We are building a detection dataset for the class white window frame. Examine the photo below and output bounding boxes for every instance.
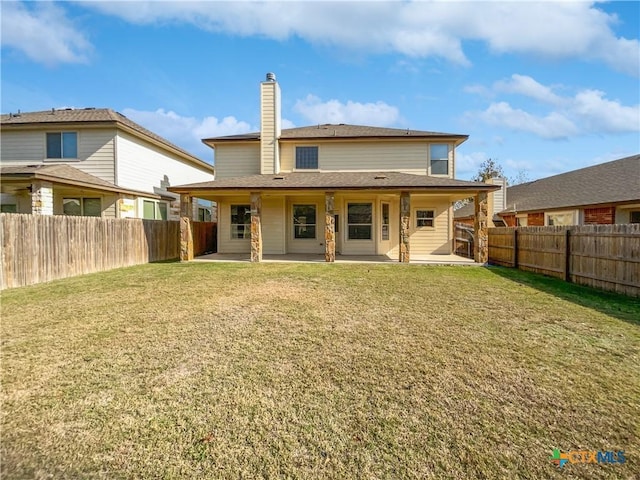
[63,197,102,217]
[142,199,169,220]
[545,210,578,226]
[381,202,390,241]
[230,204,251,239]
[294,146,319,171]
[415,209,436,228]
[45,131,79,161]
[429,144,450,176]
[292,204,318,240]
[347,202,373,241]
[516,214,528,227]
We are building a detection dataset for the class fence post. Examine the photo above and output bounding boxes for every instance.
[564,229,571,282]
[513,228,518,268]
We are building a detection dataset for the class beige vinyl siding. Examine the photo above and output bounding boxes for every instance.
[214,143,261,179]
[260,81,280,175]
[262,196,285,254]
[217,198,251,254]
[280,141,431,174]
[116,131,213,194]
[410,197,451,255]
[0,128,117,183]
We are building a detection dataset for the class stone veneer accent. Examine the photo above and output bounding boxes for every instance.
[250,192,262,262]
[400,191,410,263]
[180,194,193,261]
[324,192,335,262]
[31,181,53,215]
[474,192,488,263]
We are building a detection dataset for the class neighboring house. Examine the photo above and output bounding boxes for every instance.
[169,73,497,262]
[0,108,215,219]
[454,155,640,227]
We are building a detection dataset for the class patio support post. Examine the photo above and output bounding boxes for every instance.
[250,192,262,262]
[180,194,194,261]
[474,192,488,263]
[325,192,336,262]
[31,181,53,215]
[399,191,410,263]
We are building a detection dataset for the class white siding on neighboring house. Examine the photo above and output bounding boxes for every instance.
[0,129,117,183]
[116,131,213,194]
[280,141,432,174]
[214,143,261,179]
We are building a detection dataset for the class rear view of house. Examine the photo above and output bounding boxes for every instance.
[1,108,215,219]
[170,73,497,262]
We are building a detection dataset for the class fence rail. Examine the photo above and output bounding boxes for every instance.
[1,214,181,290]
[488,224,640,297]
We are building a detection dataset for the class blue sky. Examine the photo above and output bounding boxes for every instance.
[2,1,639,182]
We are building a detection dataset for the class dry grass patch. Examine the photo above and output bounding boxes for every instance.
[1,263,639,479]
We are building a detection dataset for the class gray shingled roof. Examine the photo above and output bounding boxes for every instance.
[169,171,497,193]
[501,154,640,213]
[1,108,213,171]
[0,164,159,198]
[453,154,640,218]
[203,124,468,143]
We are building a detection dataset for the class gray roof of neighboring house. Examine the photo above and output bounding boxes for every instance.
[453,154,640,218]
[0,164,160,198]
[501,154,640,213]
[169,171,497,193]
[453,201,476,219]
[203,124,468,143]
[1,108,213,172]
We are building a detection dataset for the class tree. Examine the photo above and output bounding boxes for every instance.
[508,169,531,186]
[471,158,505,182]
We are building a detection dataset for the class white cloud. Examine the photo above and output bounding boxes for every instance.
[477,102,579,139]
[81,1,639,75]
[494,75,565,106]
[1,2,91,65]
[122,108,253,160]
[294,94,400,126]
[466,75,639,138]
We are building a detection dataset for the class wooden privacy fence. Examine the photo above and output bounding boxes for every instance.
[193,221,217,256]
[1,214,180,290]
[488,224,640,297]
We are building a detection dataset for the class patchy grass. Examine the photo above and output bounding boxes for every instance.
[1,263,638,479]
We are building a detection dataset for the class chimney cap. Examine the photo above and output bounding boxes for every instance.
[266,72,276,82]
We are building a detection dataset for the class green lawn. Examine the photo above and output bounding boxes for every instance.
[1,262,638,479]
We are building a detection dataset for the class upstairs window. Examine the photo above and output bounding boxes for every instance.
[430,144,449,175]
[47,132,78,159]
[296,146,319,169]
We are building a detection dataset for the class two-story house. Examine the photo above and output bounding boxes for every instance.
[0,108,215,220]
[169,73,497,262]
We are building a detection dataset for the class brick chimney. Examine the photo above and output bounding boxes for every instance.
[260,72,281,174]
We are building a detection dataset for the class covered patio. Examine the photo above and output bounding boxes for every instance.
[193,252,479,265]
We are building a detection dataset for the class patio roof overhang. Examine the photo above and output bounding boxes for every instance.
[168,172,500,199]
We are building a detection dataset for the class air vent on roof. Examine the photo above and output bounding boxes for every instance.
[266,72,276,82]
[273,175,285,180]
[84,107,96,110]
[374,174,388,180]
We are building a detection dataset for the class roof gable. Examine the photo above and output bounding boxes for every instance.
[1,108,213,172]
